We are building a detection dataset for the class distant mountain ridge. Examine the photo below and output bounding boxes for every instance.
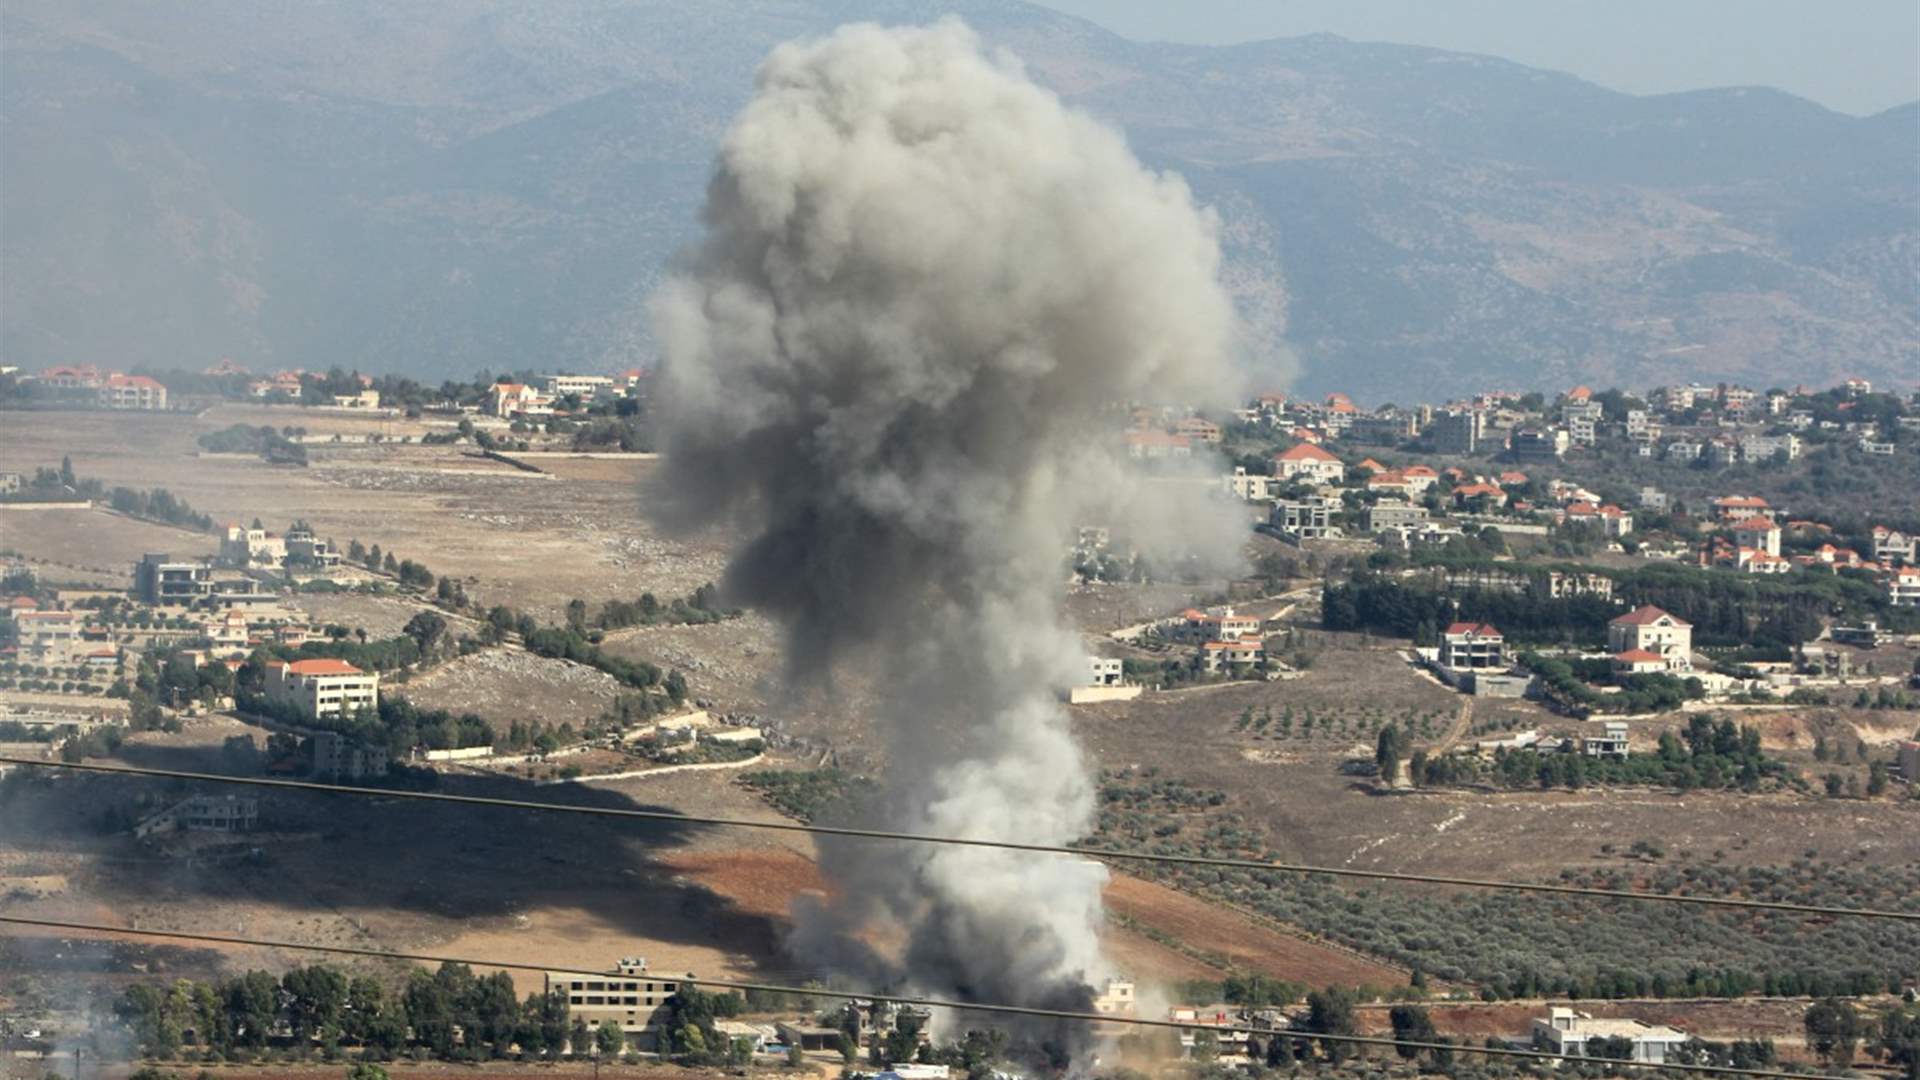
[3,0,1915,399]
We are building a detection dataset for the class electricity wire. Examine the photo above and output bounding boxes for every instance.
[0,914,1826,1080]
[3,756,1913,922]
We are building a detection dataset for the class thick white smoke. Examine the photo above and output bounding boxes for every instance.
[652,18,1238,1020]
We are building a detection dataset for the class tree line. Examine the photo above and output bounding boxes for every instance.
[1324,559,1916,650]
[1412,716,1794,794]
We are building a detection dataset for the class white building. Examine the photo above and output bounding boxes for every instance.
[542,374,616,401]
[11,610,81,664]
[1200,639,1265,673]
[221,522,288,567]
[264,658,379,720]
[1085,656,1124,687]
[1532,1009,1687,1065]
[1607,606,1692,669]
[1272,443,1345,484]
[1582,721,1630,759]
[1739,432,1800,463]
[1439,622,1505,670]
[489,382,553,417]
[1222,467,1279,502]
[1890,568,1920,608]
[1731,516,1781,557]
[98,373,169,410]
[1872,526,1916,565]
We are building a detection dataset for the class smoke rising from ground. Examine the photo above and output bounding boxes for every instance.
[652,18,1238,1018]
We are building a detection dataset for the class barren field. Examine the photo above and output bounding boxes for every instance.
[0,411,727,623]
[296,591,444,640]
[0,506,217,576]
[1072,640,1920,884]
[1349,995,1837,1054]
[399,648,628,733]
[1104,874,1407,989]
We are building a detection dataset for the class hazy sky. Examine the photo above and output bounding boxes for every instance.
[1035,0,1920,117]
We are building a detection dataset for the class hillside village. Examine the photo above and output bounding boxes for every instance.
[4,363,1918,1078]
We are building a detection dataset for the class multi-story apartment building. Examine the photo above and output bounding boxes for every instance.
[1425,409,1483,454]
[545,958,676,1036]
[265,658,379,720]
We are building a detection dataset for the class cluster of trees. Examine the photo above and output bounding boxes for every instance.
[108,486,218,532]
[471,601,690,701]
[740,768,859,822]
[1,456,107,502]
[1325,560,1912,649]
[568,410,654,452]
[1170,975,1307,1009]
[1414,716,1791,794]
[579,583,735,631]
[342,540,436,591]
[1520,653,1704,716]
[196,424,308,465]
[522,625,666,691]
[113,962,638,1063]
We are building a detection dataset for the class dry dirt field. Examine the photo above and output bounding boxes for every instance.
[399,648,629,733]
[0,410,725,623]
[1070,642,1920,887]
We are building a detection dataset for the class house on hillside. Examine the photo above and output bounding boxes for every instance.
[1711,495,1772,522]
[1222,467,1278,502]
[1439,623,1505,670]
[1531,1009,1687,1064]
[1200,639,1265,673]
[1889,568,1920,608]
[1273,443,1345,483]
[1270,497,1340,540]
[1731,516,1781,557]
[1608,606,1692,670]
[488,381,552,417]
[1563,501,1633,537]
[1125,430,1192,460]
[1872,526,1916,565]
[1581,721,1631,759]
[264,658,378,720]
[134,794,258,838]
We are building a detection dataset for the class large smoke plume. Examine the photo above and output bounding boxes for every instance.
[652,18,1239,1020]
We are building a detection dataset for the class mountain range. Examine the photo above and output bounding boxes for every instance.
[4,0,1915,400]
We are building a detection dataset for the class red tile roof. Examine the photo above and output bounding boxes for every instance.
[1731,516,1778,532]
[285,658,364,676]
[1444,622,1501,636]
[1610,605,1690,627]
[1275,443,1339,463]
[1612,649,1665,664]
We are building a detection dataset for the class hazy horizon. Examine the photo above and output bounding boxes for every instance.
[1034,0,1920,117]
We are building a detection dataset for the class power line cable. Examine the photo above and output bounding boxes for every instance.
[3,756,1914,923]
[0,914,1823,1080]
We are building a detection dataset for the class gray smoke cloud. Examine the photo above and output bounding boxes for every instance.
[651,18,1238,1020]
